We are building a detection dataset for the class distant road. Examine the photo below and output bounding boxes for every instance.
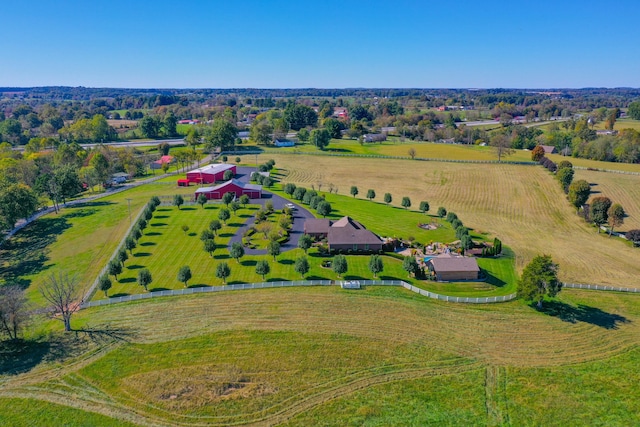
[11,138,186,152]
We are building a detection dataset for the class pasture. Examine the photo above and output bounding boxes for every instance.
[1,287,639,426]
[253,153,640,287]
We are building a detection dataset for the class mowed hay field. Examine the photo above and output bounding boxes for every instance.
[575,169,640,231]
[1,287,639,426]
[257,154,640,287]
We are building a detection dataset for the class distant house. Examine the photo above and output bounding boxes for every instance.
[274,139,295,147]
[426,254,480,281]
[539,145,557,154]
[150,155,174,170]
[178,119,200,125]
[110,172,129,184]
[186,164,236,184]
[238,131,250,139]
[194,179,262,200]
[303,216,383,252]
[363,133,387,143]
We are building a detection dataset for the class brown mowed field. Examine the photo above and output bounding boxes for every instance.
[258,154,640,287]
[575,169,640,231]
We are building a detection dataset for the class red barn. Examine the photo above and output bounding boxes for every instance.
[186,164,236,184]
[194,179,262,200]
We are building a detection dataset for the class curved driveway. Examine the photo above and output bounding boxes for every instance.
[228,167,315,255]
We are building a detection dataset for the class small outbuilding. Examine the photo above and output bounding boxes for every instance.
[186,164,236,184]
[194,179,262,200]
[427,254,480,281]
[538,145,557,154]
[274,139,295,147]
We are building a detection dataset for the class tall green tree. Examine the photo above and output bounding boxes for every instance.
[517,255,561,309]
[221,192,234,206]
[197,193,208,208]
[332,254,348,278]
[218,208,231,224]
[250,120,273,145]
[229,242,245,263]
[350,186,358,198]
[368,255,384,278]
[402,256,419,277]
[556,167,574,193]
[316,201,332,218]
[267,240,281,261]
[137,268,152,291]
[209,219,222,235]
[255,260,270,280]
[205,119,237,151]
[568,180,591,213]
[108,259,123,281]
[177,266,192,287]
[607,203,625,236]
[173,194,184,209]
[384,193,392,205]
[98,275,112,297]
[284,103,318,130]
[0,183,39,231]
[591,196,612,232]
[627,101,640,120]
[294,256,310,278]
[216,262,231,284]
[419,201,430,214]
[366,189,376,201]
[139,116,162,139]
[310,128,331,150]
[298,234,313,254]
[203,239,216,257]
[401,197,411,209]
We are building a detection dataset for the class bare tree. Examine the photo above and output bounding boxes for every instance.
[489,133,514,162]
[40,273,81,332]
[0,285,30,340]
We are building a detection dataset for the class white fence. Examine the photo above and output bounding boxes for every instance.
[80,279,518,309]
[562,282,640,293]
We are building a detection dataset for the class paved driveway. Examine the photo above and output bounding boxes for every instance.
[228,167,315,255]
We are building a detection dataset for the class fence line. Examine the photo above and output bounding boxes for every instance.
[562,282,640,293]
[80,279,519,309]
[573,166,640,176]
[82,205,147,303]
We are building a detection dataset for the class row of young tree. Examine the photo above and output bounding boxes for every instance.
[539,157,633,239]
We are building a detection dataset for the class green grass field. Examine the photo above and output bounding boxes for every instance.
[3,144,640,425]
[1,287,639,426]
[253,153,640,288]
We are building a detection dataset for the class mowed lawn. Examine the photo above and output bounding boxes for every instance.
[263,138,534,162]
[2,287,639,426]
[97,202,433,300]
[0,179,202,305]
[256,153,640,287]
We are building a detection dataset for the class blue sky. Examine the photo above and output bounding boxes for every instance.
[1,0,638,88]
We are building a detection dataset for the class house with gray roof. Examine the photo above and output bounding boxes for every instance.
[426,254,480,281]
[303,216,383,252]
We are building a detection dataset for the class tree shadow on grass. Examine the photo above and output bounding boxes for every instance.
[139,242,156,246]
[110,293,130,298]
[344,274,367,280]
[70,201,115,208]
[181,207,196,211]
[482,271,507,287]
[74,324,138,344]
[535,301,631,329]
[145,232,162,236]
[61,208,98,219]
[126,264,144,270]
[153,215,170,219]
[148,287,170,292]
[188,284,210,289]
[0,216,71,289]
[305,275,330,281]
[156,208,171,212]
[118,278,136,284]
[218,233,235,238]
[133,252,152,257]
[0,331,105,376]
[150,222,167,227]
[188,232,197,237]
[241,259,257,267]
[279,259,294,265]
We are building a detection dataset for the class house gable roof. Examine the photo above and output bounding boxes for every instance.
[190,163,235,175]
[194,179,261,194]
[305,219,331,234]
